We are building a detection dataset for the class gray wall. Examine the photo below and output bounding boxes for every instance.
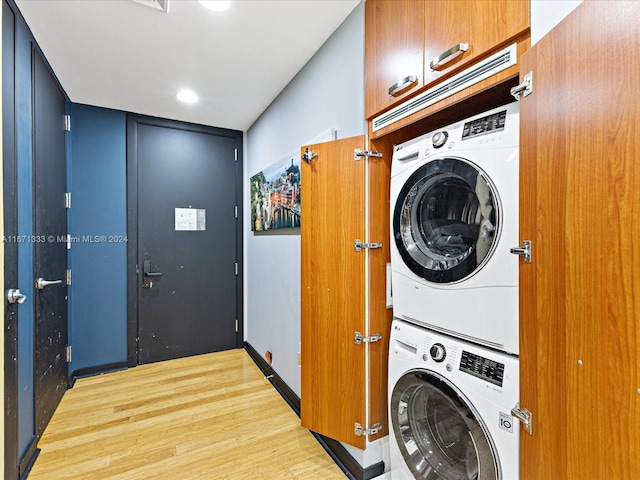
[245,3,365,397]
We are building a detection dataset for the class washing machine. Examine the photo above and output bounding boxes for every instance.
[390,102,519,355]
[388,319,519,479]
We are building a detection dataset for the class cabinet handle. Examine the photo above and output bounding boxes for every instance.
[388,75,418,96]
[429,43,469,70]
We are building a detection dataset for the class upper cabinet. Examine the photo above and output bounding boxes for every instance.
[423,1,529,86]
[365,0,530,121]
[365,0,425,119]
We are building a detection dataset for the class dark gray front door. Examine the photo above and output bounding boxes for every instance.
[127,117,242,364]
[32,48,68,438]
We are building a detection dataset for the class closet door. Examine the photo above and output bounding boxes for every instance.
[518,2,640,478]
[300,136,367,448]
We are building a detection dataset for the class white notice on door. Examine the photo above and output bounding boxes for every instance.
[175,208,206,231]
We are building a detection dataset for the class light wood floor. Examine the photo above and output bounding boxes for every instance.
[27,349,347,479]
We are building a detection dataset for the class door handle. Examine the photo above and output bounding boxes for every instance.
[429,43,469,70]
[143,260,162,277]
[35,278,63,290]
[6,289,27,304]
[388,75,418,96]
[142,260,162,289]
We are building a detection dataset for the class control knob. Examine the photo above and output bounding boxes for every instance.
[430,343,446,363]
[432,131,448,148]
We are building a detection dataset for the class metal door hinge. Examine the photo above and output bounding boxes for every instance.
[64,114,71,131]
[235,263,238,276]
[510,240,532,263]
[511,71,532,101]
[354,332,382,344]
[511,403,532,434]
[354,239,382,252]
[66,345,72,362]
[302,147,317,164]
[65,192,71,208]
[66,269,72,286]
[235,205,238,219]
[234,148,238,162]
[235,319,239,333]
[66,234,72,250]
[355,422,382,437]
[354,149,383,161]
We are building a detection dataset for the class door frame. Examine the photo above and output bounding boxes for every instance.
[3,0,19,475]
[125,114,244,366]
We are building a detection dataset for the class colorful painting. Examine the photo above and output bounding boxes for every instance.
[250,154,301,231]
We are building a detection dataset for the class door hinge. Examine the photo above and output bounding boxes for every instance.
[234,148,238,162]
[66,269,72,286]
[510,240,532,263]
[64,114,71,132]
[511,403,532,434]
[510,71,532,101]
[302,147,317,164]
[354,149,383,161]
[235,205,238,219]
[65,192,71,208]
[354,332,382,345]
[235,319,238,333]
[355,422,382,437]
[235,262,238,276]
[66,345,72,362]
[66,234,72,250]
[354,239,382,252]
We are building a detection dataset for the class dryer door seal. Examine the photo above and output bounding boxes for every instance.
[390,369,499,479]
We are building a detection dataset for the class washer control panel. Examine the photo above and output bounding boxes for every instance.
[459,350,505,387]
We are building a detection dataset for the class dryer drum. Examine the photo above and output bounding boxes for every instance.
[393,157,501,284]
[390,370,499,480]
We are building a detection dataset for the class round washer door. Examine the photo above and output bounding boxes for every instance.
[393,157,500,284]
[390,370,499,480]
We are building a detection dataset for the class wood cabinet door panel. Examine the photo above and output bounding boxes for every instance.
[365,0,424,119]
[519,2,640,478]
[424,0,529,86]
[301,136,367,449]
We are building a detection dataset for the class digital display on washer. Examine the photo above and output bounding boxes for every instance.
[459,350,505,387]
[461,110,507,140]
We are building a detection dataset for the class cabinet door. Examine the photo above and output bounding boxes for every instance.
[365,0,424,119]
[300,136,367,449]
[518,2,640,478]
[424,0,528,86]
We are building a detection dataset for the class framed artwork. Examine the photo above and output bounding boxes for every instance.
[250,153,301,231]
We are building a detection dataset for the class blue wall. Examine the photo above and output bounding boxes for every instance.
[68,104,128,373]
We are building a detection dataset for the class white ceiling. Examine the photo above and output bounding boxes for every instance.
[15,0,361,132]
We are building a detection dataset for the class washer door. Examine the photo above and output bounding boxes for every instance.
[393,157,499,284]
[390,370,498,480]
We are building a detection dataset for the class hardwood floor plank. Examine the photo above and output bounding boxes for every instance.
[27,349,346,479]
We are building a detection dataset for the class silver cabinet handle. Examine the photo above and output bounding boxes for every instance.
[7,289,27,304]
[35,278,63,290]
[388,75,418,96]
[429,43,469,70]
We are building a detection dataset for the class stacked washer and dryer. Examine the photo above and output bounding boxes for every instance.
[387,102,521,479]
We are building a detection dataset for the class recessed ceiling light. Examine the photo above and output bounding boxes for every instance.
[176,90,198,103]
[198,1,231,12]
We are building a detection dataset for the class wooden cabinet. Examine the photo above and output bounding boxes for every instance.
[365,0,425,119]
[365,0,529,122]
[300,136,392,450]
[423,0,528,86]
[517,1,640,478]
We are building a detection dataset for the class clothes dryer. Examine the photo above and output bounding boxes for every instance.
[390,103,519,354]
[388,319,519,479]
